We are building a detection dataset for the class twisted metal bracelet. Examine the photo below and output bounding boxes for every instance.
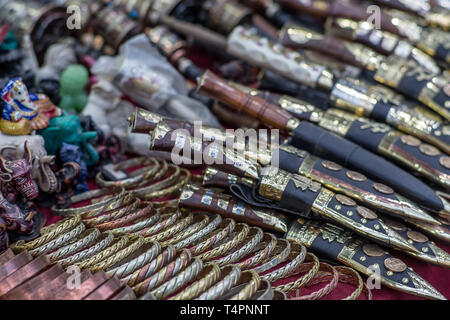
[195,265,241,300]
[145,213,193,242]
[151,257,204,299]
[89,235,146,272]
[74,235,130,270]
[138,168,191,201]
[29,223,86,257]
[289,262,339,300]
[80,192,135,219]
[198,223,249,262]
[261,243,307,283]
[138,210,181,237]
[173,214,222,250]
[57,232,114,267]
[106,240,161,279]
[130,164,181,197]
[133,248,192,296]
[51,187,126,217]
[95,157,159,188]
[11,214,82,252]
[214,227,263,266]
[109,211,161,237]
[96,202,154,231]
[229,271,261,300]
[169,263,221,300]
[273,252,320,293]
[47,228,101,262]
[82,198,141,227]
[122,245,177,286]
[236,233,277,270]
[189,218,235,255]
[251,238,291,274]
[162,214,210,247]
[335,266,372,300]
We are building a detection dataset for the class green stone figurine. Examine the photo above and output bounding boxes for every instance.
[38,114,99,166]
[59,64,89,113]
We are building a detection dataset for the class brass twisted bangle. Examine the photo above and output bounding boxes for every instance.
[173,214,222,250]
[335,266,372,300]
[82,198,141,227]
[273,252,320,293]
[11,214,82,252]
[56,232,114,267]
[251,239,291,274]
[249,280,273,300]
[133,248,192,296]
[236,233,277,270]
[197,223,249,262]
[145,213,193,242]
[29,223,86,257]
[81,192,135,219]
[195,265,241,300]
[189,218,235,255]
[169,263,221,300]
[162,214,210,247]
[96,202,154,231]
[151,257,204,300]
[233,271,261,300]
[121,245,177,286]
[51,187,126,217]
[130,164,180,197]
[289,262,339,300]
[89,235,146,272]
[106,240,161,279]
[109,212,160,237]
[152,198,179,210]
[47,228,101,262]
[214,227,264,266]
[261,243,307,283]
[74,235,130,270]
[139,210,181,237]
[95,157,159,188]
[138,168,191,200]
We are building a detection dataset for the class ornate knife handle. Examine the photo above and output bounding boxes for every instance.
[197,70,295,131]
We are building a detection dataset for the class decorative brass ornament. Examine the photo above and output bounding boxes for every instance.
[407,230,429,243]
[419,144,440,156]
[384,257,407,273]
[400,135,421,147]
[362,244,385,257]
[335,194,357,207]
[439,156,450,169]
[321,160,342,171]
[373,183,394,195]
[346,171,367,182]
[356,206,378,220]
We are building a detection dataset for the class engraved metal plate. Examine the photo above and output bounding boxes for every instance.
[321,160,342,171]
[407,230,429,243]
[362,244,385,257]
[400,135,421,147]
[419,144,440,156]
[373,183,394,195]
[335,194,357,207]
[384,257,407,273]
[356,206,378,220]
[346,171,367,182]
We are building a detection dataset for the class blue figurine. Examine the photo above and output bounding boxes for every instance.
[59,143,89,194]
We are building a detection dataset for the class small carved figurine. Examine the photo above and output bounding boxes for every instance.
[0,78,62,135]
[59,64,89,113]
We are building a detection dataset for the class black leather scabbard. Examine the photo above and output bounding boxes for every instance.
[382,217,450,268]
[178,185,289,233]
[289,120,446,212]
[374,56,450,121]
[275,144,439,225]
[286,218,446,300]
[318,109,450,190]
[231,166,417,252]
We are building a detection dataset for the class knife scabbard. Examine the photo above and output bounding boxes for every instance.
[286,218,446,300]
[179,185,289,233]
